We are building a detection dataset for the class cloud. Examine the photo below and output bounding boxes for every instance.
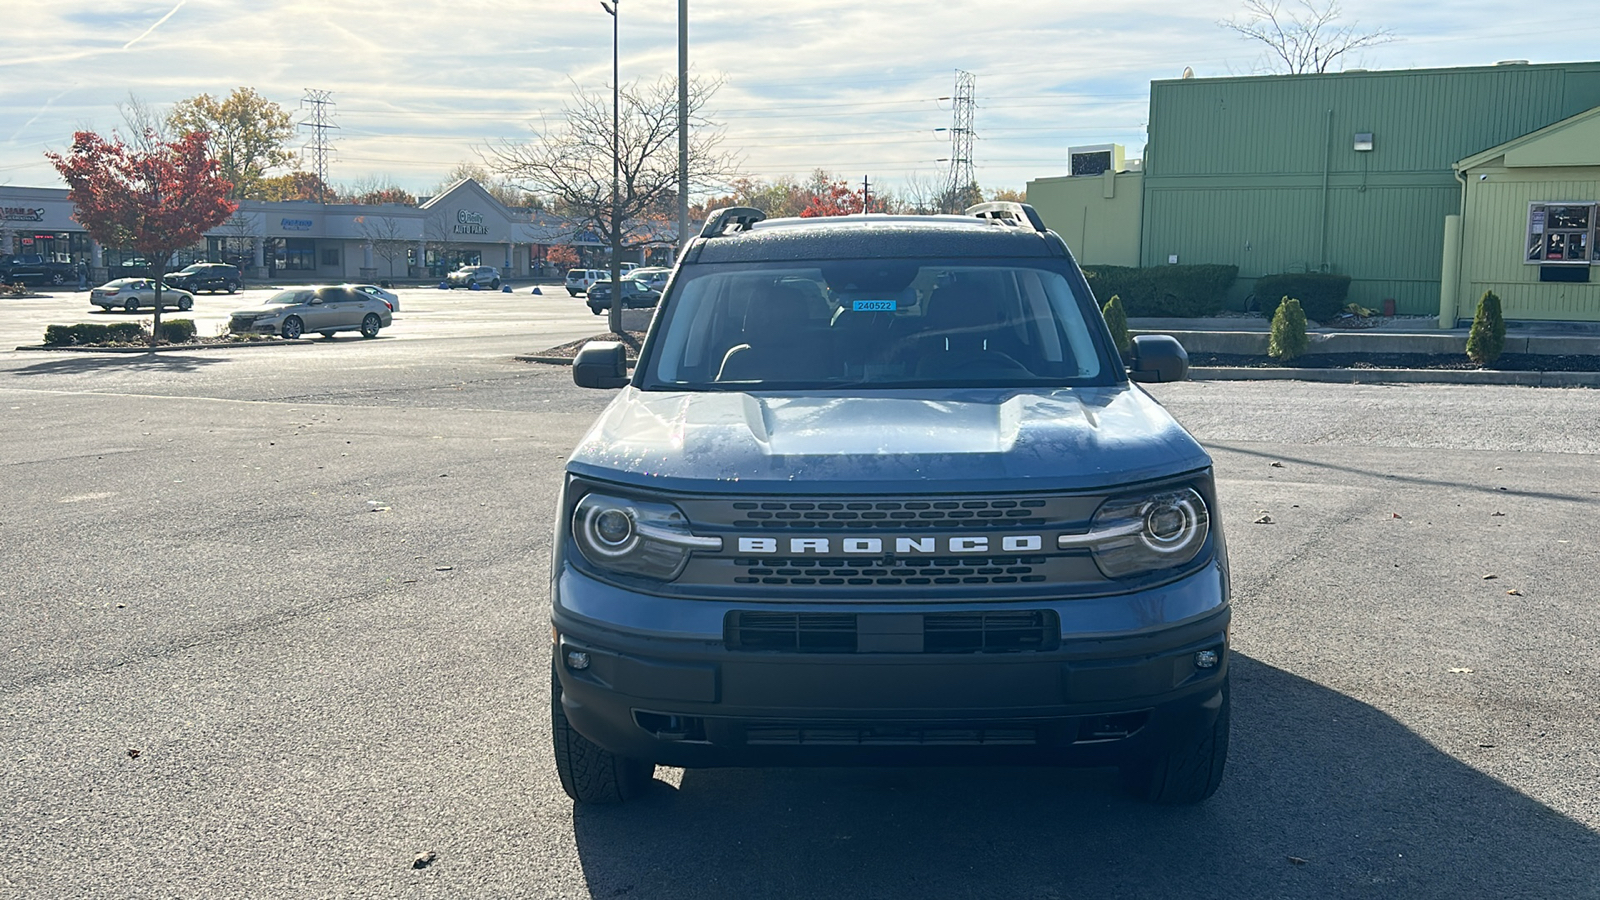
[2,0,1598,193]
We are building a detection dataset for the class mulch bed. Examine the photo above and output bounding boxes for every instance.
[1190,352,1600,372]
[534,331,647,361]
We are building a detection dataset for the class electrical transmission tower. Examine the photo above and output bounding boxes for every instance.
[943,70,975,212]
[299,89,338,203]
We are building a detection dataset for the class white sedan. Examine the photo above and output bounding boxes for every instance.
[346,284,400,312]
[90,278,195,312]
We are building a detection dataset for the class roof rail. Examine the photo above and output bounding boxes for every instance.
[699,206,767,238]
[965,201,1047,233]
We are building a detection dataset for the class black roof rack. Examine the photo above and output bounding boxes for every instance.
[965,201,1048,233]
[700,206,767,238]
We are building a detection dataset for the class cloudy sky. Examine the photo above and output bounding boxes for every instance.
[4,0,1599,199]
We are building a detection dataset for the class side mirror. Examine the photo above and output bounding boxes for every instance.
[573,341,631,389]
[1128,334,1189,383]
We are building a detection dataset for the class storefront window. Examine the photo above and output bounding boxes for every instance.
[283,238,316,271]
[1526,202,1597,265]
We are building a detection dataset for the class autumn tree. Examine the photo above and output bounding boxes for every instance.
[255,171,333,202]
[168,87,296,199]
[799,176,889,217]
[48,130,236,345]
[546,244,580,272]
[487,74,737,332]
[1222,0,1393,74]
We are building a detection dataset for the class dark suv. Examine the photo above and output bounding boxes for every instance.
[164,262,242,294]
[552,204,1227,806]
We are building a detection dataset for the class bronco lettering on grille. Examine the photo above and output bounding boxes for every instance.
[736,535,1047,555]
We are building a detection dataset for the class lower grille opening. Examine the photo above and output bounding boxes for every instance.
[1074,711,1150,743]
[634,711,706,742]
[727,610,1059,654]
[745,723,1041,746]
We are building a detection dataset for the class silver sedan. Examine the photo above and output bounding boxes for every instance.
[90,278,195,312]
[229,286,393,340]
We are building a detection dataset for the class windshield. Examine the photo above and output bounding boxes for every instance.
[640,260,1112,390]
[265,290,313,305]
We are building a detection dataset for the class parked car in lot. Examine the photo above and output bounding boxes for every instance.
[164,262,242,294]
[565,268,606,296]
[585,275,661,315]
[90,278,194,312]
[552,203,1225,807]
[447,265,501,290]
[348,284,400,312]
[628,266,671,294]
[1,254,77,287]
[229,286,392,339]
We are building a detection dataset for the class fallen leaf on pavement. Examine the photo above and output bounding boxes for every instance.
[1490,511,1505,517]
[1506,589,1523,596]
[1482,574,1498,580]
[1288,856,1307,865]
[1390,512,1402,519]
[1253,514,1273,524]
[1448,667,1473,674]
[412,851,437,870]
[1270,462,1284,468]
[126,748,141,759]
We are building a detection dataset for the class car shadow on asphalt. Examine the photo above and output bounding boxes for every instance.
[569,654,1600,899]
[8,353,226,376]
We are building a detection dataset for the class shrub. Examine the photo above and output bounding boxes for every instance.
[1465,290,1506,366]
[1268,297,1309,362]
[160,319,197,344]
[1255,273,1352,322]
[1081,264,1238,318]
[41,322,147,345]
[1101,294,1131,354]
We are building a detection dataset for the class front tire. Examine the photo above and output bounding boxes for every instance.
[1120,679,1230,805]
[551,660,653,803]
[281,316,303,340]
[50,271,66,286]
[360,313,381,339]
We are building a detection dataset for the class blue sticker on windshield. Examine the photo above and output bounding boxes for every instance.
[852,300,896,311]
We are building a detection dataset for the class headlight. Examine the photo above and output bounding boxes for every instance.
[572,492,721,581]
[1058,487,1210,579]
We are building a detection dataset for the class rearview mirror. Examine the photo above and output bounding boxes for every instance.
[573,341,631,389]
[1128,334,1189,383]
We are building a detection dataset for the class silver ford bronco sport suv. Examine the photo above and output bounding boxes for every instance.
[552,203,1229,805]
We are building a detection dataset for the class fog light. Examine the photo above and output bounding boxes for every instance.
[566,650,591,671]
[1194,649,1219,669]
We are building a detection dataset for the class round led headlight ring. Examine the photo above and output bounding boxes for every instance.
[576,497,640,559]
[1139,492,1205,555]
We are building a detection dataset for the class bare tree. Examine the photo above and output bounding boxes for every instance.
[1221,0,1393,74]
[357,215,412,279]
[115,93,168,153]
[218,211,256,270]
[486,74,738,332]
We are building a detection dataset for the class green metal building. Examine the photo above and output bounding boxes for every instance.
[1031,61,1600,322]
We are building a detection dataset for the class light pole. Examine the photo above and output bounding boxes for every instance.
[601,0,622,335]
[677,0,688,261]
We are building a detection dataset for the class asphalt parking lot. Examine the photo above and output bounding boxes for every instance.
[1,295,1596,898]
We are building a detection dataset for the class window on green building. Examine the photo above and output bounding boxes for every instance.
[1526,202,1597,265]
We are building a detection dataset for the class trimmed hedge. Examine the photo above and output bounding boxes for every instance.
[1080,264,1238,318]
[1255,273,1352,323]
[43,323,146,346]
[160,319,197,344]
[1100,295,1132,354]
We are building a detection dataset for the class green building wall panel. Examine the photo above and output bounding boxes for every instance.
[1026,173,1142,267]
[1138,62,1600,319]
[1457,167,1600,321]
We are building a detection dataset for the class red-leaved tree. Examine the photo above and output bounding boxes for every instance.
[48,130,236,344]
[799,178,889,218]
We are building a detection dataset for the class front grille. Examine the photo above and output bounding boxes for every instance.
[726,610,1059,654]
[729,498,1050,531]
[744,723,1040,746]
[731,555,1048,587]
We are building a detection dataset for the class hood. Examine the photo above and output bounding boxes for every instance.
[567,386,1210,494]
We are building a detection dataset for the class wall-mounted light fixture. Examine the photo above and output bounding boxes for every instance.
[1354,132,1374,152]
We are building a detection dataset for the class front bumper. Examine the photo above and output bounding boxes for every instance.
[552,562,1229,768]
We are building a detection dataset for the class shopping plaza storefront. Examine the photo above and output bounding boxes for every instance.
[1,178,672,282]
